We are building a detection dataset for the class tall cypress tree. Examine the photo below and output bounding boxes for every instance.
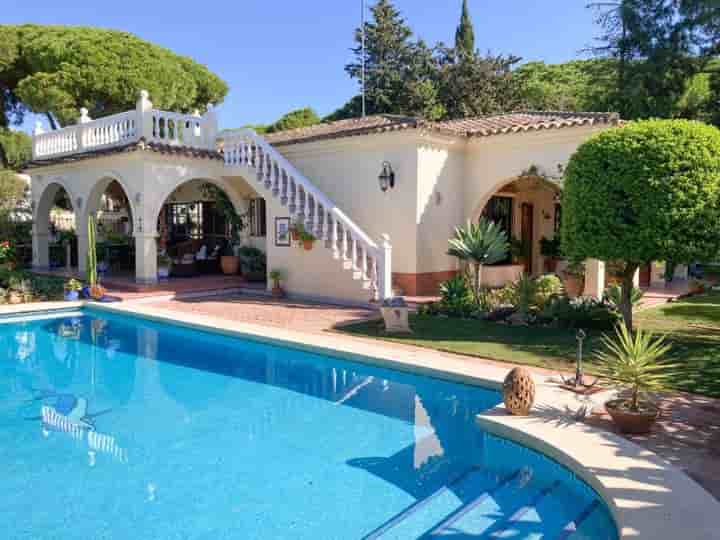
[455,0,476,56]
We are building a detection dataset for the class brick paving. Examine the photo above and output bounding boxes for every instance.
[138,293,720,501]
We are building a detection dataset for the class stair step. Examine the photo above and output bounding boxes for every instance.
[482,480,563,539]
[420,470,544,538]
[558,499,602,540]
[362,467,499,540]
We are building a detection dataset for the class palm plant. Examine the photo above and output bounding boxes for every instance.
[447,218,508,304]
[595,324,677,412]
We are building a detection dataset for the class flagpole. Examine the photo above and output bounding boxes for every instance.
[361,0,366,117]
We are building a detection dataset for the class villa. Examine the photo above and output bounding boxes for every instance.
[25,90,644,305]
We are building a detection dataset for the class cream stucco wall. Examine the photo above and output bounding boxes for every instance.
[275,133,419,274]
[416,137,465,274]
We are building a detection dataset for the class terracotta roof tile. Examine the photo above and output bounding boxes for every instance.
[23,138,223,170]
[262,111,620,146]
[263,115,421,146]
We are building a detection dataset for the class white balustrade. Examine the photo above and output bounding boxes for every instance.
[32,91,218,160]
[222,128,393,299]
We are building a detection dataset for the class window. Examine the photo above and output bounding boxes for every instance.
[482,196,514,264]
[482,196,513,236]
[249,198,267,237]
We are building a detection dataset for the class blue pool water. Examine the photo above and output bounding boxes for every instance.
[0,308,618,540]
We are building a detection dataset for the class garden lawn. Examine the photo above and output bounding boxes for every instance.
[340,291,720,398]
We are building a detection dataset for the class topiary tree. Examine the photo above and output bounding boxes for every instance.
[562,119,720,330]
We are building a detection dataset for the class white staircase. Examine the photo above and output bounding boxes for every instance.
[222,129,392,302]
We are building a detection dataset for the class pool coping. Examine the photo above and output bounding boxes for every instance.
[11,300,720,539]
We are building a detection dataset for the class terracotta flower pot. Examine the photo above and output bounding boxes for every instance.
[90,285,106,300]
[220,255,240,275]
[272,285,284,298]
[302,239,314,251]
[605,398,659,434]
[562,272,584,298]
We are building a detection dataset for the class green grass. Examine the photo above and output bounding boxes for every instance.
[340,291,720,398]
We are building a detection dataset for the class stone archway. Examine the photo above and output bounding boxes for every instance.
[470,174,562,283]
[33,181,79,270]
[85,174,138,277]
[134,176,250,284]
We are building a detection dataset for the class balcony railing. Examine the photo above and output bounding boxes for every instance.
[31,90,218,160]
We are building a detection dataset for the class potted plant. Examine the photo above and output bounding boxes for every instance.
[299,229,316,251]
[157,252,172,280]
[238,246,267,282]
[269,269,284,298]
[220,242,240,275]
[596,324,677,434]
[539,236,561,273]
[562,258,585,298]
[290,221,302,242]
[64,278,82,301]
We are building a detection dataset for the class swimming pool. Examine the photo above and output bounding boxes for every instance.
[0,308,618,539]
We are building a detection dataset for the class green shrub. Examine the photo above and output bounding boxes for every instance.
[534,274,563,309]
[238,246,267,281]
[542,296,621,330]
[439,275,475,317]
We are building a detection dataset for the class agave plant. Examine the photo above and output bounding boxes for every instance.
[595,324,677,412]
[447,218,508,304]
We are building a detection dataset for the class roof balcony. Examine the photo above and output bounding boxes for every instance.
[31,90,219,161]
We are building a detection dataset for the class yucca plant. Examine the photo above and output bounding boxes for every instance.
[447,218,508,304]
[596,324,677,412]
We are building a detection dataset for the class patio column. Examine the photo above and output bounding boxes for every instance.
[76,232,88,274]
[32,231,49,269]
[583,259,605,299]
[134,232,157,284]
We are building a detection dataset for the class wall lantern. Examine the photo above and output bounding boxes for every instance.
[378,161,395,192]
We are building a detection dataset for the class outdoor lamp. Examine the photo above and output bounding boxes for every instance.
[378,161,395,192]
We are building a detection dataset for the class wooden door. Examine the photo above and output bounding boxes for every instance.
[521,203,534,274]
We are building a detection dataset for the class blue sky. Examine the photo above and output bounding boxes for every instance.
[7,1,598,131]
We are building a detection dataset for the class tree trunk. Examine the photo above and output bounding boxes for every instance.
[45,112,59,131]
[620,262,639,332]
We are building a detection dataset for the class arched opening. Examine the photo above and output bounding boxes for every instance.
[472,175,562,286]
[151,177,266,281]
[34,182,78,271]
[85,177,136,278]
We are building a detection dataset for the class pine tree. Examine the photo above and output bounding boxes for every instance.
[346,0,413,115]
[455,0,475,56]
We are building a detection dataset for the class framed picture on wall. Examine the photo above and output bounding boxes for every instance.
[275,217,291,247]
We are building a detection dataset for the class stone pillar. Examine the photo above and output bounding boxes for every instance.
[377,234,393,300]
[134,232,158,285]
[76,233,88,274]
[136,90,154,141]
[32,231,50,269]
[650,261,666,287]
[583,259,605,299]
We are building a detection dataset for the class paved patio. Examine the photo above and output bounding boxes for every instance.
[140,292,720,501]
